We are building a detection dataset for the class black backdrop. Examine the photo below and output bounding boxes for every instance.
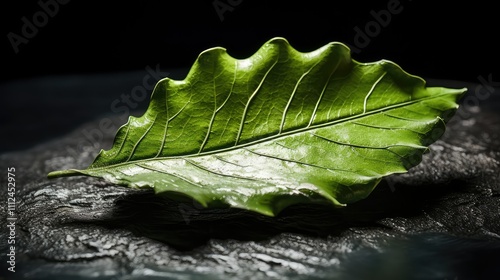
[2,0,498,83]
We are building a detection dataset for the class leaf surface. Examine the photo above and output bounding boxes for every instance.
[48,37,465,216]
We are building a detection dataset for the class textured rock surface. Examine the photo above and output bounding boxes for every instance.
[1,76,499,279]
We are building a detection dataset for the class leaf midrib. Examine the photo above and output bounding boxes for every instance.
[85,91,456,172]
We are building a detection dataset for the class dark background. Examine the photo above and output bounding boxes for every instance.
[1,0,498,152]
[2,0,498,82]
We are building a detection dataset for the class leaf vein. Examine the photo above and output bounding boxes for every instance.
[136,162,206,189]
[312,133,426,151]
[308,57,341,127]
[184,158,258,181]
[235,56,279,145]
[244,148,363,176]
[351,121,426,135]
[363,72,387,114]
[280,60,321,133]
[127,114,158,162]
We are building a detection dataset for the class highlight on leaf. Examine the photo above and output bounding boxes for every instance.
[48,37,466,216]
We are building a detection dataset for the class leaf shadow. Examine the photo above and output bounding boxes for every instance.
[90,178,464,251]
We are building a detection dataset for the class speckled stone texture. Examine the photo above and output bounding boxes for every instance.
[1,76,499,279]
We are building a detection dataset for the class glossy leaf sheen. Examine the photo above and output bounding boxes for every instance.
[48,37,465,216]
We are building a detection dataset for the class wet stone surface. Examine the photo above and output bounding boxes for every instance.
[1,79,500,279]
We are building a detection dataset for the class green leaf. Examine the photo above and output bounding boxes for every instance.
[48,37,465,216]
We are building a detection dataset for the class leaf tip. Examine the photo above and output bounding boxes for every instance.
[456,87,468,96]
